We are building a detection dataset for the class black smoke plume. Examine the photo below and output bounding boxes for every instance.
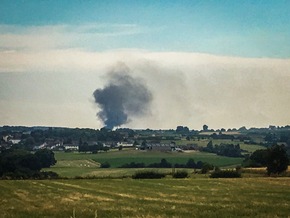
[93,68,152,129]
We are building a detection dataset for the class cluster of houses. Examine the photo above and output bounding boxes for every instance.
[1,129,199,153]
[1,134,23,150]
[144,143,177,152]
[117,142,183,152]
[33,142,80,152]
[2,135,21,145]
[1,134,192,153]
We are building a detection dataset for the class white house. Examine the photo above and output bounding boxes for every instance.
[64,145,79,151]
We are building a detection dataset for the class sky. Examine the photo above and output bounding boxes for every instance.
[0,0,290,130]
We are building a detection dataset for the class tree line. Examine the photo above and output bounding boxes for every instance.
[243,144,289,175]
[202,141,243,157]
[0,149,57,179]
[116,158,214,172]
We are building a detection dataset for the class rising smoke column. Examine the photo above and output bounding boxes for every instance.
[93,68,152,129]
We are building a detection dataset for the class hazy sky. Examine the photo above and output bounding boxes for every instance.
[1,0,290,130]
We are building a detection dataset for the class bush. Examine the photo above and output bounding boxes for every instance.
[147,158,172,168]
[201,162,214,174]
[34,149,57,168]
[0,171,59,180]
[172,170,188,178]
[235,165,242,173]
[119,162,145,168]
[266,145,289,175]
[210,170,241,178]
[100,162,111,168]
[132,171,166,179]
[174,163,186,168]
[38,171,59,179]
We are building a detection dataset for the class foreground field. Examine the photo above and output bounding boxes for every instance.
[0,178,289,218]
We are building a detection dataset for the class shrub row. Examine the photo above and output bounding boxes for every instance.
[210,170,241,178]
[172,170,189,178]
[119,158,207,169]
[1,171,59,180]
[132,170,189,179]
[132,171,166,179]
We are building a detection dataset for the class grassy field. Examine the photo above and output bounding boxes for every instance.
[47,141,266,178]
[178,138,266,153]
[50,150,244,178]
[1,178,290,217]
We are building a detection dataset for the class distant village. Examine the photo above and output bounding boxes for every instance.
[1,125,290,155]
[0,126,193,153]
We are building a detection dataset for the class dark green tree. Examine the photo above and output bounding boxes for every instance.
[176,126,190,134]
[34,149,57,168]
[206,140,213,150]
[19,153,42,171]
[203,125,208,131]
[186,158,196,168]
[250,149,268,167]
[100,162,111,168]
[266,145,289,175]
[0,149,42,177]
[201,162,213,174]
[160,158,172,168]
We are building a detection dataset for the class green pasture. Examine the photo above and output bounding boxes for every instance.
[170,138,265,155]
[49,150,244,177]
[175,138,265,153]
[210,139,265,152]
[1,178,290,217]
[239,143,265,153]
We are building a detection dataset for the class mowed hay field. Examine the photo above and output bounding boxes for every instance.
[1,178,290,218]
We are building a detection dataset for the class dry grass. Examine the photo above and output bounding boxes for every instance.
[0,177,290,217]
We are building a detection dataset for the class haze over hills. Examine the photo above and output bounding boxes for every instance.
[1,1,290,130]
